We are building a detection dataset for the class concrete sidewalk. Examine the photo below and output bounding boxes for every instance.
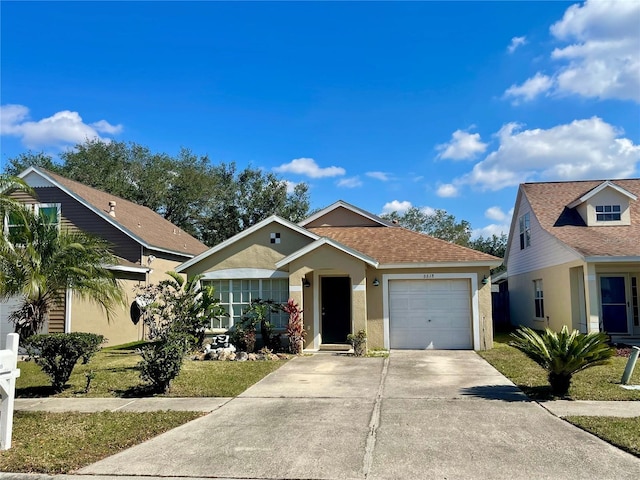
[14,397,232,412]
[541,399,640,417]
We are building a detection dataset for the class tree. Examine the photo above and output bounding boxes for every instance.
[382,207,472,245]
[468,233,507,258]
[2,152,63,176]
[510,326,613,397]
[0,209,126,338]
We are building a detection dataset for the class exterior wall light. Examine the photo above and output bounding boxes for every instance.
[302,278,311,288]
[372,278,380,287]
[482,275,489,285]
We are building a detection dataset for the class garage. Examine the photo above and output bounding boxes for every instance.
[389,279,472,349]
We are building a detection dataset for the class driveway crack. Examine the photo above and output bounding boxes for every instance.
[362,355,389,478]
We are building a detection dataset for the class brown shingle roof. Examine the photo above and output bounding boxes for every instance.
[38,168,208,257]
[307,226,500,264]
[522,179,640,257]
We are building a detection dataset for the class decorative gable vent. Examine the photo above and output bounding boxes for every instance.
[270,232,281,244]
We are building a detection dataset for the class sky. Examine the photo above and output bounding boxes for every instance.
[1,1,639,238]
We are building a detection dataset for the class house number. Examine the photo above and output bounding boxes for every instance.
[423,274,435,279]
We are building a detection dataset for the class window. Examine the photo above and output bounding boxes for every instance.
[204,278,289,329]
[519,212,531,250]
[534,279,544,319]
[4,203,60,242]
[595,205,621,221]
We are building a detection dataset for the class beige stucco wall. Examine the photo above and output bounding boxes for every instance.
[70,273,145,346]
[182,225,313,276]
[508,261,582,332]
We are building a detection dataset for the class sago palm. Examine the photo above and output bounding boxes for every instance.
[0,208,126,339]
[510,326,613,397]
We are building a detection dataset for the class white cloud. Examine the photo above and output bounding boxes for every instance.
[436,129,488,160]
[273,157,346,178]
[336,176,362,188]
[485,206,513,222]
[366,171,390,181]
[0,104,123,149]
[507,36,527,54]
[420,205,436,216]
[504,73,553,104]
[472,223,511,240]
[436,183,459,198]
[381,200,412,215]
[458,117,640,191]
[505,0,640,103]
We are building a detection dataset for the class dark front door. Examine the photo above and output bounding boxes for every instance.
[600,276,628,334]
[321,277,351,343]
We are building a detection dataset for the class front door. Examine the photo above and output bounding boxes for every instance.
[321,277,351,344]
[600,276,629,334]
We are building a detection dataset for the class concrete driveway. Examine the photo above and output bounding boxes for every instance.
[80,351,640,479]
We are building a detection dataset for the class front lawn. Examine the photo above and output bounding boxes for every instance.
[566,416,640,458]
[479,333,640,400]
[0,411,203,474]
[17,342,287,398]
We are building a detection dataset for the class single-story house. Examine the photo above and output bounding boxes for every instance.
[1,167,208,347]
[177,201,501,350]
[504,179,640,343]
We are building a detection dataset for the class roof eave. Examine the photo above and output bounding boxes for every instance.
[378,260,503,269]
[584,256,640,263]
[298,200,394,227]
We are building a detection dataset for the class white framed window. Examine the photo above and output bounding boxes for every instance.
[204,278,289,329]
[595,205,621,221]
[534,279,544,319]
[519,212,531,250]
[4,203,60,240]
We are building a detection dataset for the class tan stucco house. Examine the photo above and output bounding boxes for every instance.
[505,179,640,344]
[177,201,500,351]
[0,167,208,347]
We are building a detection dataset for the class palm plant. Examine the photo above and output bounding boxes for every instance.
[510,326,613,397]
[0,208,126,339]
[0,174,33,213]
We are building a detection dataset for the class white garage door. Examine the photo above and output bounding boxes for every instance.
[389,279,472,349]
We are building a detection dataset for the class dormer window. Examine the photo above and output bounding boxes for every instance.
[595,205,621,222]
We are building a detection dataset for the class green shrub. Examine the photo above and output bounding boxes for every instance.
[138,334,188,393]
[23,332,105,392]
[510,326,613,397]
[347,329,367,357]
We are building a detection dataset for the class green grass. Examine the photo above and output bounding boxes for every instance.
[566,416,640,458]
[17,344,287,398]
[479,332,640,400]
[0,411,203,474]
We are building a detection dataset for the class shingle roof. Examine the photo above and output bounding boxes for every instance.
[522,179,640,257]
[36,168,208,257]
[306,226,500,264]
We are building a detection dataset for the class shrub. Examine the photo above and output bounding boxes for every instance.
[138,333,188,393]
[347,329,367,357]
[23,332,105,392]
[283,299,305,354]
[510,326,613,397]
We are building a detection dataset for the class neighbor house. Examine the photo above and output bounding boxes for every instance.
[0,167,208,347]
[176,201,501,351]
[504,179,640,343]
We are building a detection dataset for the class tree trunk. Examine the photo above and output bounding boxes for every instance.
[548,372,572,397]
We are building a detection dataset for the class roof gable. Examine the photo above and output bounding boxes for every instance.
[176,215,319,272]
[299,200,394,228]
[275,237,379,269]
[567,180,637,208]
[19,166,208,258]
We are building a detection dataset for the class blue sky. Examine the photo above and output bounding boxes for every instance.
[1,1,639,237]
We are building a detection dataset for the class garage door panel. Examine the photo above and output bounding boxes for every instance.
[389,279,472,350]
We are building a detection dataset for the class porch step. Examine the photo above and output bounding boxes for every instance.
[318,343,353,353]
[610,336,640,347]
